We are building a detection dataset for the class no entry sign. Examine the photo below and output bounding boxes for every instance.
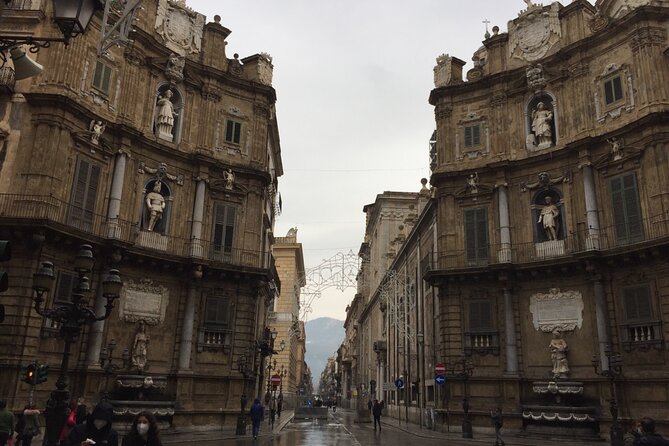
[271,374,281,385]
[435,363,446,374]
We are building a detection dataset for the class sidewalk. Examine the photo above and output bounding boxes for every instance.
[162,409,294,443]
[335,409,601,446]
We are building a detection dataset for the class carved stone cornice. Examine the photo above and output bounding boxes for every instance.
[434,104,453,120]
[124,47,147,67]
[630,26,666,53]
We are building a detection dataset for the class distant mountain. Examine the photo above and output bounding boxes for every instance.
[305,317,345,388]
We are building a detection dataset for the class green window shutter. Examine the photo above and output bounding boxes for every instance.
[212,203,236,254]
[612,76,623,102]
[464,127,472,147]
[469,301,491,332]
[472,125,480,146]
[604,79,614,105]
[55,272,77,303]
[206,296,231,326]
[610,173,643,244]
[69,158,100,229]
[225,120,242,144]
[465,208,488,265]
[233,122,241,144]
[93,61,111,94]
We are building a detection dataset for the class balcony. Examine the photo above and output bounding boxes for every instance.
[620,320,664,352]
[0,193,270,270]
[430,214,669,271]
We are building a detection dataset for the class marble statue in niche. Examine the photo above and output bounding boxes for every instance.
[537,196,560,241]
[145,181,166,232]
[532,102,554,147]
[89,120,106,145]
[132,320,150,372]
[467,173,479,194]
[549,329,569,379]
[223,168,235,190]
[156,89,178,140]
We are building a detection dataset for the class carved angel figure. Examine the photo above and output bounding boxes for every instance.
[89,120,106,145]
[467,173,479,194]
[223,168,235,190]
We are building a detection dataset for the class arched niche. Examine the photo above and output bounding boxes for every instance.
[532,187,566,242]
[153,83,184,143]
[140,178,173,234]
[525,92,558,152]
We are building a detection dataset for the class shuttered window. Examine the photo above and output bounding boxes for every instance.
[604,76,623,105]
[212,203,236,258]
[205,296,231,327]
[610,173,643,244]
[68,158,101,231]
[464,208,488,266]
[225,120,242,144]
[92,60,112,95]
[469,300,492,332]
[54,272,77,303]
[623,286,653,322]
[464,125,480,148]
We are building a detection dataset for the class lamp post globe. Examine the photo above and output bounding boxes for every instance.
[53,0,100,42]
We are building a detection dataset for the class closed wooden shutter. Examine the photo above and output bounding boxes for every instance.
[465,208,488,265]
[469,301,492,332]
[610,173,643,244]
[205,296,230,327]
[69,158,101,231]
[54,272,77,303]
[212,203,236,256]
[464,125,480,148]
[623,286,653,322]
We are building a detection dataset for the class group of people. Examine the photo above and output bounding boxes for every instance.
[626,417,669,446]
[0,399,163,446]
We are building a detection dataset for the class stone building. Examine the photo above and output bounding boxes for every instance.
[269,228,306,405]
[0,0,283,427]
[427,0,669,437]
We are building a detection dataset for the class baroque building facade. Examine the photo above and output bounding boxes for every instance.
[427,0,669,436]
[0,0,283,427]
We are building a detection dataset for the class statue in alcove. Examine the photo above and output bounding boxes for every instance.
[537,196,560,241]
[156,89,177,139]
[531,102,553,147]
[145,181,166,232]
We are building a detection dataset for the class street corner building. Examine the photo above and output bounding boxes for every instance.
[0,0,284,428]
[343,0,669,441]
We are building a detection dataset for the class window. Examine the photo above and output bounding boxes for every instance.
[465,300,499,354]
[621,285,662,349]
[198,294,233,352]
[464,208,488,266]
[92,60,112,95]
[54,272,77,303]
[464,124,480,148]
[225,120,242,144]
[610,173,643,245]
[604,76,623,105]
[68,158,101,232]
[205,296,231,328]
[211,203,236,261]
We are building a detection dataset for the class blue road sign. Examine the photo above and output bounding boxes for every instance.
[435,374,446,385]
[395,378,405,389]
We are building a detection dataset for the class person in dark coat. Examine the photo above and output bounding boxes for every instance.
[62,401,118,446]
[249,399,264,440]
[632,417,669,446]
[75,398,88,426]
[122,412,162,446]
[372,399,383,431]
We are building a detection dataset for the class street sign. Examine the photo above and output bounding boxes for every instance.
[435,363,446,373]
[435,374,446,385]
[394,378,405,389]
[271,374,281,385]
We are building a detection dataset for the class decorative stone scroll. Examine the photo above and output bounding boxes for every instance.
[155,0,205,56]
[529,288,584,332]
[119,278,170,325]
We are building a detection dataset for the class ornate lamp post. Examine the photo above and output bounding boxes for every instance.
[592,348,624,446]
[98,339,129,400]
[447,352,474,438]
[31,244,122,446]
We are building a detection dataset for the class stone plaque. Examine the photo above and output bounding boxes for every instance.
[529,288,583,332]
[120,278,169,325]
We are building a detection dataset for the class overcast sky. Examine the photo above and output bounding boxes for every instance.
[187,0,587,321]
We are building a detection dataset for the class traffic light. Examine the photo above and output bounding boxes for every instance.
[23,363,37,386]
[0,240,10,323]
[36,364,49,384]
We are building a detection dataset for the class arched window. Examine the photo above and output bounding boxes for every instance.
[140,179,173,234]
[154,84,184,143]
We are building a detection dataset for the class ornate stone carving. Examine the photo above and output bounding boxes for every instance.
[589,10,609,33]
[155,0,205,56]
[155,89,177,141]
[257,53,274,86]
[119,278,170,326]
[526,64,546,91]
[89,120,106,145]
[520,171,569,192]
[466,173,479,194]
[509,3,561,62]
[223,168,234,190]
[165,53,185,83]
[529,288,584,333]
[630,26,667,53]
[433,54,453,88]
[138,161,184,186]
[549,329,569,379]
[132,320,150,372]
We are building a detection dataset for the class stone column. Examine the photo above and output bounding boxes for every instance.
[85,281,106,367]
[503,288,519,374]
[106,151,127,239]
[178,283,198,371]
[189,179,206,257]
[497,184,512,263]
[593,278,610,371]
[582,164,600,250]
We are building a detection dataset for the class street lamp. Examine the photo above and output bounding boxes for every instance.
[98,339,130,400]
[592,347,624,446]
[31,244,122,446]
[446,352,474,439]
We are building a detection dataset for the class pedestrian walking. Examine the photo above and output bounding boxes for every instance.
[491,408,504,446]
[75,398,88,425]
[0,401,14,446]
[250,399,264,440]
[269,396,276,427]
[276,393,283,419]
[631,417,669,446]
[18,405,40,446]
[372,399,383,431]
[62,400,119,446]
[122,412,162,446]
